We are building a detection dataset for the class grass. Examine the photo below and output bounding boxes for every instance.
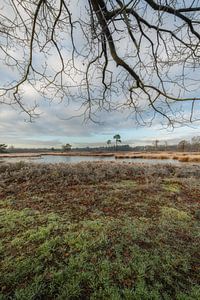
[114,151,200,162]
[0,162,200,299]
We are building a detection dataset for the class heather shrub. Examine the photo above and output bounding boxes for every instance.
[0,161,200,299]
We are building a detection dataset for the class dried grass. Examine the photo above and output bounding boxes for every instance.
[177,155,200,162]
[178,156,190,162]
[188,156,200,162]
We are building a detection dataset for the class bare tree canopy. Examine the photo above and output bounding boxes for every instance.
[0,0,200,124]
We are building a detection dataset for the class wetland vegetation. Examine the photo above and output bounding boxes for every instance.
[0,162,200,299]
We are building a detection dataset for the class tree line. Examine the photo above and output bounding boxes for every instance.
[1,136,200,153]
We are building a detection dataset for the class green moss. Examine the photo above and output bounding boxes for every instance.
[162,182,180,193]
[161,207,191,222]
[112,180,137,189]
[0,198,14,208]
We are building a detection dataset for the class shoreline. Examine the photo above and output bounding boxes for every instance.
[0,151,200,162]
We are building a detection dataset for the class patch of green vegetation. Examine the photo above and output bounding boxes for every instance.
[161,206,191,222]
[0,198,15,208]
[0,163,200,299]
[113,180,137,189]
[1,207,199,299]
[95,180,138,208]
[162,181,180,193]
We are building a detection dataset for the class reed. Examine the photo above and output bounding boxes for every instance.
[178,156,189,162]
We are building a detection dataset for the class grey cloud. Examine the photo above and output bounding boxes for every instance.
[1,99,200,148]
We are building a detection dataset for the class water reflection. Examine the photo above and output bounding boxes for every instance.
[0,155,181,165]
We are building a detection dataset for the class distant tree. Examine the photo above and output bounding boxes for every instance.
[164,141,168,151]
[113,134,121,150]
[62,143,72,152]
[153,140,159,151]
[0,144,8,153]
[191,136,200,152]
[8,145,15,152]
[106,140,112,147]
[177,140,190,152]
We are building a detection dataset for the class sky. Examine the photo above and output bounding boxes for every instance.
[0,0,200,149]
[1,99,200,149]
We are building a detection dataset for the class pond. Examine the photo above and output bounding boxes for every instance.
[0,155,182,165]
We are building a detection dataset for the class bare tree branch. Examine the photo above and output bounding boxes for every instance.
[0,0,200,125]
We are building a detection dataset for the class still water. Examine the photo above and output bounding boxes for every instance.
[0,155,181,165]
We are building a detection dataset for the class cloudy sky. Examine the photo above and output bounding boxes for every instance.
[1,99,200,149]
[0,0,200,149]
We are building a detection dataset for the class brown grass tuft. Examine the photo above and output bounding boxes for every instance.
[178,156,189,162]
[188,156,200,162]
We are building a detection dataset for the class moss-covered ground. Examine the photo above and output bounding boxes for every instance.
[0,162,199,299]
